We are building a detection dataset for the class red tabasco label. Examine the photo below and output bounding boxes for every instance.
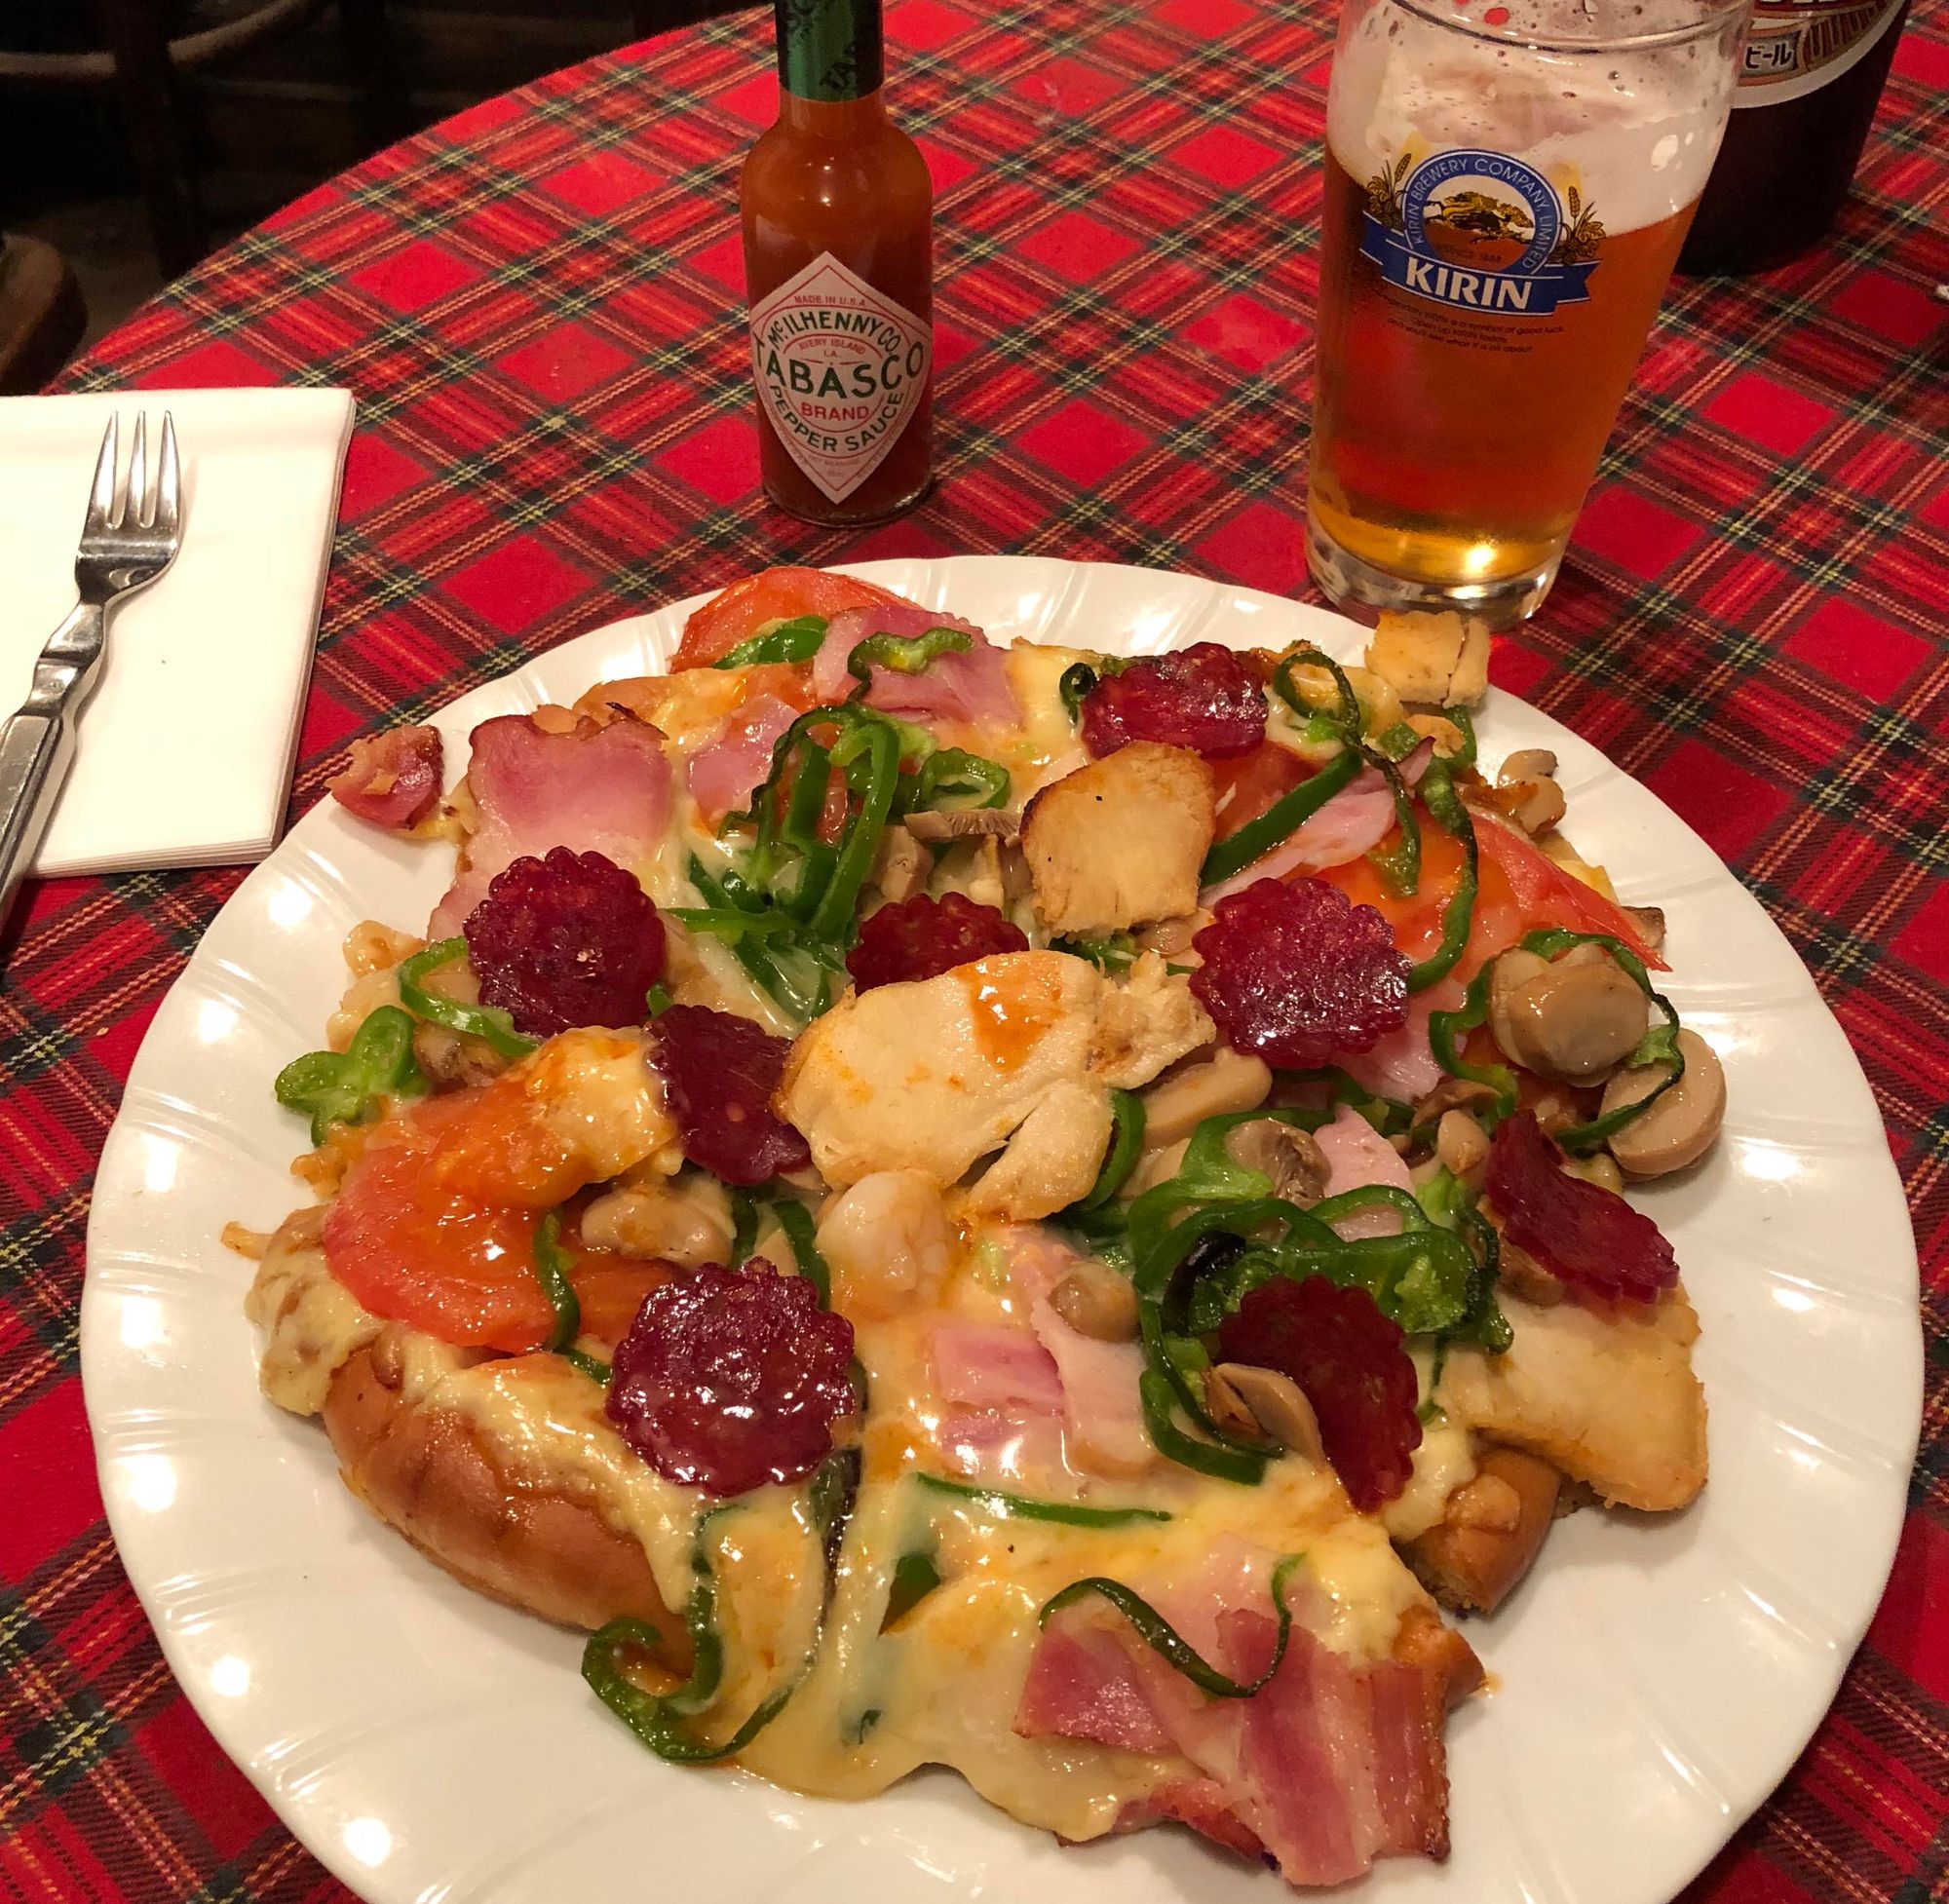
[1735,0,1904,103]
[748,254,930,503]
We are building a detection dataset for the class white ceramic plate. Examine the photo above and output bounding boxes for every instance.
[83,557,1921,1904]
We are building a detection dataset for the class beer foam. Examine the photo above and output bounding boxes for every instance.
[1327,0,1739,235]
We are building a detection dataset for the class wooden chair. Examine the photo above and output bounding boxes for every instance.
[0,235,89,393]
[0,0,406,280]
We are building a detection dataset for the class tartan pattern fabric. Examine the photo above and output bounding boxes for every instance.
[3,0,1944,1894]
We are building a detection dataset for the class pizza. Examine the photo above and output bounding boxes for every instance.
[237,565,1720,1888]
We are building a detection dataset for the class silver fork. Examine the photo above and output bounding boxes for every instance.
[0,412,183,926]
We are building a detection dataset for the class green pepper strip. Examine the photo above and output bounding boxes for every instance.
[809,714,902,942]
[645,982,672,1017]
[913,747,1011,812]
[710,614,827,669]
[1039,1554,1304,1699]
[1446,706,1479,771]
[1077,1090,1147,1212]
[274,1005,428,1145]
[1427,963,1519,1122]
[915,1473,1171,1527]
[1365,754,1423,897]
[882,1547,943,1629]
[583,1453,856,1762]
[1370,719,1423,763]
[1451,1202,1514,1352]
[665,906,803,941]
[1286,1066,1415,1137]
[765,1196,831,1309]
[1058,661,1098,725]
[1200,744,1362,888]
[1517,930,1687,1153]
[847,628,972,687]
[1403,759,1477,994]
[1273,648,1360,735]
[1052,933,1138,974]
[534,1211,611,1384]
[728,1187,760,1268]
[396,939,538,1060]
[685,856,832,1025]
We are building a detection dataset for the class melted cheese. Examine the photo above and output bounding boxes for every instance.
[1380,1348,1479,1543]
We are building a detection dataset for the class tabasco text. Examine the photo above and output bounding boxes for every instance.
[741,0,934,524]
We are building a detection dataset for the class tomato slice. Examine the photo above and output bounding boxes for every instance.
[325,1095,554,1352]
[1210,742,1312,841]
[569,1250,675,1349]
[324,1090,677,1353]
[673,565,905,670]
[1474,818,1666,970]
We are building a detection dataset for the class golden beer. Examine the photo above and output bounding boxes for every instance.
[1306,0,1748,626]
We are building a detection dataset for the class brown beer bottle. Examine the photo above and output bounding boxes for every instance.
[741,0,934,524]
[1680,0,1910,273]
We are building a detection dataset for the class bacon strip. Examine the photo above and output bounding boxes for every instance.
[327,725,443,832]
[429,714,669,938]
[812,603,1020,730]
[1016,1560,1451,1885]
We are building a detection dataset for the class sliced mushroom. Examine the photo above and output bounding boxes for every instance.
[582,1174,732,1267]
[1624,904,1666,955]
[1560,1150,1624,1194]
[410,1020,509,1089]
[1497,747,1558,785]
[1405,712,1466,756]
[870,824,930,903]
[904,808,1021,844]
[1204,1363,1326,1463]
[1225,1118,1330,1204]
[1435,1109,1489,1180]
[1022,742,1215,934]
[1601,1028,1725,1177]
[1413,1074,1500,1125]
[1494,1232,1564,1305]
[1504,776,1566,837]
[1488,949,1648,1084]
[1137,910,1207,959]
[1050,1260,1140,1341]
[1136,1047,1272,1150]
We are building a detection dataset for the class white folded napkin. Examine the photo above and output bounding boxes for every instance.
[0,387,355,877]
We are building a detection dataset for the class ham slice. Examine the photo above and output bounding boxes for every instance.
[1313,1103,1417,1239]
[934,1408,1068,1482]
[327,725,443,832]
[1328,982,1459,1105]
[1017,1577,1451,1885]
[1002,1228,1153,1474]
[811,604,1019,730]
[686,692,797,819]
[429,714,669,938]
[1204,766,1399,902]
[930,1321,1064,1415]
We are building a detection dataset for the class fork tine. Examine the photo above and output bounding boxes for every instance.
[122,413,148,531]
[85,414,119,534]
[155,412,181,541]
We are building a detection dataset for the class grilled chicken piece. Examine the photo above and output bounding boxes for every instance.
[1021,743,1215,934]
[965,1077,1115,1220]
[1364,610,1490,708]
[1435,1287,1706,1511]
[779,950,1211,1206]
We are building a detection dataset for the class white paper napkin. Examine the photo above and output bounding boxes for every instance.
[0,387,355,877]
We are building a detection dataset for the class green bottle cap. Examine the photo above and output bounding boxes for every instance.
[775,0,884,102]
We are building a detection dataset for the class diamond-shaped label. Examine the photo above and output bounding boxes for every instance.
[748,253,930,503]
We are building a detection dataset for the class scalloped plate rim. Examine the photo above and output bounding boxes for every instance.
[82,555,1921,1904]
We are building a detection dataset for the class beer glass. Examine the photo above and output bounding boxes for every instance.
[1306,0,1748,627]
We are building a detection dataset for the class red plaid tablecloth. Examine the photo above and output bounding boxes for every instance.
[4,0,1944,1895]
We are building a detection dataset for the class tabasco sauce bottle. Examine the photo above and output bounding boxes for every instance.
[741,0,934,524]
